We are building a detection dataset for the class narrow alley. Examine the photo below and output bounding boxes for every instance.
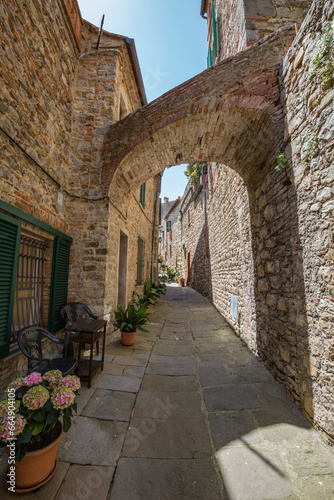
[1,284,333,499]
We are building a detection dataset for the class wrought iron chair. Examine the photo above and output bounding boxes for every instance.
[17,325,77,375]
[60,302,99,355]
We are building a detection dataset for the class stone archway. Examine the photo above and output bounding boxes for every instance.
[100,27,314,430]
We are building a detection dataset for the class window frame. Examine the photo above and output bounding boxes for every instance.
[0,205,72,358]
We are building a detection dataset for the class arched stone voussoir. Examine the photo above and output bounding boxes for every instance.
[102,27,293,201]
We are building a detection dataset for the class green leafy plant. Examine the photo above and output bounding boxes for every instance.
[275,151,288,171]
[0,371,80,461]
[113,303,149,333]
[184,162,206,187]
[178,210,183,222]
[180,241,185,251]
[308,22,334,82]
[303,133,317,159]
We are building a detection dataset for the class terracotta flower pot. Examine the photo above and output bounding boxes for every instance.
[121,330,137,346]
[5,421,64,493]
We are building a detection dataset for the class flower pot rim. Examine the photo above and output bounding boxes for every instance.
[5,420,64,460]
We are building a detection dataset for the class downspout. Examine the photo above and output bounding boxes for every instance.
[151,174,162,282]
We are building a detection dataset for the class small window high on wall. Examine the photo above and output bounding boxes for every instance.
[139,183,146,208]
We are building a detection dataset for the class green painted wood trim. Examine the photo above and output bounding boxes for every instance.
[0,200,73,242]
[212,1,217,58]
[0,212,21,359]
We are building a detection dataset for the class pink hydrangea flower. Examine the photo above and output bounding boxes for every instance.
[0,415,26,442]
[42,370,62,389]
[5,377,25,394]
[24,372,43,386]
[0,399,20,423]
[22,385,49,410]
[60,375,81,392]
[51,386,75,410]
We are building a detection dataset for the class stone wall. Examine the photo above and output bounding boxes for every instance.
[0,1,159,388]
[279,0,334,438]
[0,0,78,230]
[207,0,312,60]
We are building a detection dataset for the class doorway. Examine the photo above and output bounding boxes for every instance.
[187,251,191,285]
[117,231,128,309]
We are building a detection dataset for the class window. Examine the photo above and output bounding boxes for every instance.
[11,234,48,346]
[139,183,146,208]
[136,235,145,285]
[0,209,71,358]
[166,220,171,232]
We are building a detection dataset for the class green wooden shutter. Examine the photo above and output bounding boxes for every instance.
[0,213,21,358]
[48,238,71,333]
[212,2,217,58]
[207,47,212,68]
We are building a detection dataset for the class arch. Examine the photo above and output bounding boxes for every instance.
[101,28,293,208]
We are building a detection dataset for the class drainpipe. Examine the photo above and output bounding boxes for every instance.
[151,174,162,282]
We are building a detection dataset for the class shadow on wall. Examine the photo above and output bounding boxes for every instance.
[190,207,213,302]
[187,160,313,428]
[247,160,313,425]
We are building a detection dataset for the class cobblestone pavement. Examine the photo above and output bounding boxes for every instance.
[1,284,334,499]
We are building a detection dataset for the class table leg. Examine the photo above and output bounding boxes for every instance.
[101,324,106,371]
[88,337,94,388]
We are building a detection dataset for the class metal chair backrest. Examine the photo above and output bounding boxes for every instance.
[60,302,97,325]
[17,325,56,373]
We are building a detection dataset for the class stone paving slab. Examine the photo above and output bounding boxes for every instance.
[216,446,293,500]
[209,410,261,448]
[204,384,262,411]
[92,374,141,392]
[141,374,198,392]
[152,343,194,356]
[122,418,212,459]
[123,366,146,378]
[199,364,235,387]
[82,389,136,421]
[146,361,197,376]
[108,458,223,500]
[149,354,196,364]
[58,416,127,466]
[133,391,203,419]
[55,464,115,500]
[113,354,149,366]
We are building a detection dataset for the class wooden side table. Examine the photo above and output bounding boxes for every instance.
[66,318,107,388]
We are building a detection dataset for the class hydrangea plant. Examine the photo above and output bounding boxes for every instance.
[0,370,80,461]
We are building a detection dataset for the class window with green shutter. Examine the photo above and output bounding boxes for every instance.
[0,213,21,358]
[212,1,218,58]
[48,238,71,333]
[136,236,145,285]
[139,183,146,208]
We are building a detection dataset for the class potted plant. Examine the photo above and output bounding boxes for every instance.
[0,370,80,492]
[177,276,185,287]
[113,302,150,346]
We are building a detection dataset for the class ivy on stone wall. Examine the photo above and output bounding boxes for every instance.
[308,21,334,82]
[275,151,288,171]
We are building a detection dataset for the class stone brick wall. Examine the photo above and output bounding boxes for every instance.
[278,0,334,438]
[0,1,159,389]
[206,0,312,60]
[0,0,78,230]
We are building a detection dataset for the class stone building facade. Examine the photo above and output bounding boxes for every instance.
[0,0,159,388]
[159,197,182,272]
[201,0,312,62]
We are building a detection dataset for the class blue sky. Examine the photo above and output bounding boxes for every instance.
[77,0,207,200]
